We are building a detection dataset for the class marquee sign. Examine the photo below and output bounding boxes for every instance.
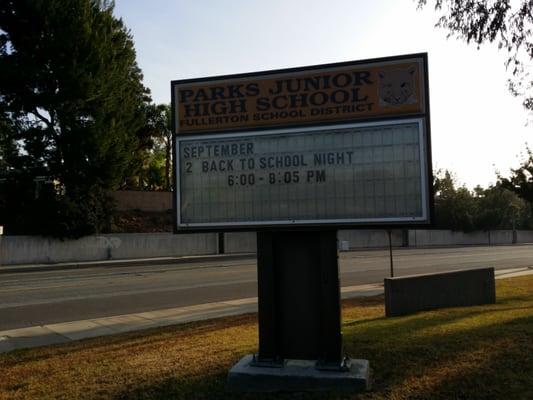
[172,53,432,231]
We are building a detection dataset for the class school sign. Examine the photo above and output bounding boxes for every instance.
[172,53,432,231]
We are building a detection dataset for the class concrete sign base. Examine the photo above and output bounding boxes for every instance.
[384,267,496,317]
[226,354,371,393]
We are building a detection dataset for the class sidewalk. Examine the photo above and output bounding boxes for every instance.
[0,283,383,354]
[1,267,531,354]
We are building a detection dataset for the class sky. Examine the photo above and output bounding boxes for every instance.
[114,0,531,189]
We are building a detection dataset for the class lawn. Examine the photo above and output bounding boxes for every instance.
[0,276,531,400]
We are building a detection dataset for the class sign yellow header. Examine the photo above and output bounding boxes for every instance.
[173,56,426,134]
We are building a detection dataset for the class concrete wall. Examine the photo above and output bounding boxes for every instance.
[224,232,257,253]
[1,235,110,265]
[487,230,514,245]
[110,233,216,259]
[338,229,404,249]
[384,267,496,317]
[110,190,172,212]
[223,229,405,253]
[409,230,488,247]
[517,230,533,243]
[0,233,217,265]
[408,229,522,247]
[2,229,533,266]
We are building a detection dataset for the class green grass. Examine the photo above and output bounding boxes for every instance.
[1,276,532,400]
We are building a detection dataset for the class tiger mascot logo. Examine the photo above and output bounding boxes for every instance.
[378,67,417,106]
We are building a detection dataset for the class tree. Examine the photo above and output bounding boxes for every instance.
[0,109,18,174]
[474,185,527,230]
[160,104,173,190]
[0,0,151,237]
[418,0,533,114]
[433,169,477,231]
[498,146,533,217]
[141,145,167,191]
[141,103,172,191]
[122,103,173,191]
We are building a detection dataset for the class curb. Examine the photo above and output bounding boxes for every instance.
[0,253,256,274]
[0,283,384,354]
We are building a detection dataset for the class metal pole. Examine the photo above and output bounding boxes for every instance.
[388,229,394,277]
[218,232,225,254]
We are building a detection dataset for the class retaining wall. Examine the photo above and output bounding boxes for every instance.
[0,233,217,265]
[224,232,257,253]
[224,229,406,254]
[409,230,489,247]
[1,229,532,266]
[517,230,533,243]
[338,229,404,249]
[408,229,532,247]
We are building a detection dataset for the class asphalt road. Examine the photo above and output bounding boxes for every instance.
[1,244,532,331]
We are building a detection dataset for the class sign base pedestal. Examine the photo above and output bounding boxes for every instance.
[226,230,371,393]
[227,354,371,393]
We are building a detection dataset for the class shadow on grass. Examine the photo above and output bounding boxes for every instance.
[385,313,533,399]
[496,294,533,304]
[343,296,384,308]
[113,372,352,400]
[344,303,532,337]
[111,312,532,400]
[399,330,533,400]
[345,313,533,398]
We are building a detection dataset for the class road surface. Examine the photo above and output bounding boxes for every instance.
[1,245,532,331]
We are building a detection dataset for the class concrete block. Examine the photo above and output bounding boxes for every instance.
[227,354,371,393]
[385,267,496,317]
